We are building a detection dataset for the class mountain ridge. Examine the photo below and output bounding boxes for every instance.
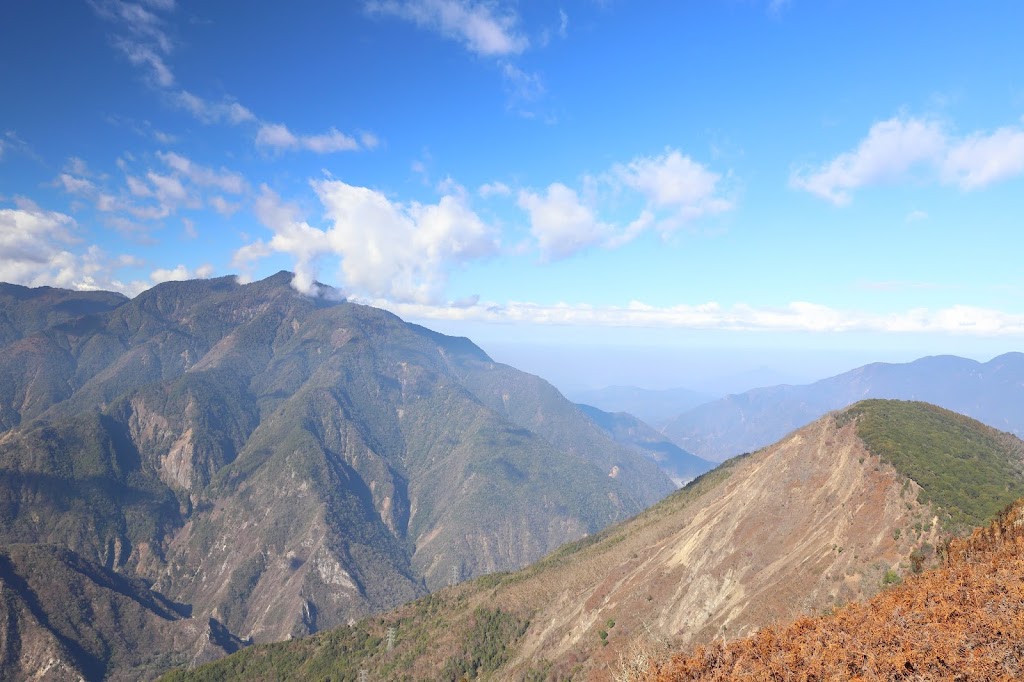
[663,352,1024,461]
[162,399,1024,681]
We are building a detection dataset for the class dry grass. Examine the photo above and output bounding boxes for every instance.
[652,499,1024,682]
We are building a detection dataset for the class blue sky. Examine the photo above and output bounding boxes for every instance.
[2,1,1023,391]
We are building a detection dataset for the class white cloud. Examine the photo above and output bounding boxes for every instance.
[255,123,368,154]
[0,200,79,287]
[146,171,195,207]
[208,195,241,216]
[303,128,360,153]
[905,209,928,223]
[237,181,497,302]
[65,157,91,176]
[372,297,1024,337]
[942,125,1024,189]
[150,263,214,283]
[360,131,381,149]
[115,38,175,87]
[182,217,198,238]
[501,63,546,117]
[518,149,732,257]
[518,183,610,259]
[92,0,177,86]
[0,199,148,294]
[126,175,153,197]
[613,149,732,227]
[478,181,511,197]
[792,115,1024,204]
[254,123,298,149]
[173,91,256,125]
[157,151,248,193]
[790,117,946,205]
[58,174,98,196]
[367,0,528,56]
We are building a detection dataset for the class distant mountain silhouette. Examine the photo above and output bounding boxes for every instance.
[568,385,718,425]
[662,353,1024,461]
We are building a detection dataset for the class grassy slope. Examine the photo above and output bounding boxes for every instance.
[652,497,1024,681]
[846,399,1024,530]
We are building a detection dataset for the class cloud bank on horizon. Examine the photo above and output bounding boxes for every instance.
[2,0,1024,344]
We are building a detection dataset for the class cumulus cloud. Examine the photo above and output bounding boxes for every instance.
[150,263,214,283]
[367,0,528,56]
[518,183,610,259]
[236,181,497,302]
[792,115,1024,204]
[255,123,368,154]
[519,149,732,258]
[613,149,733,227]
[373,297,1024,336]
[0,199,149,294]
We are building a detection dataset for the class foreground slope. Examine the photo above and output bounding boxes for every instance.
[0,274,672,678]
[164,400,1024,681]
[664,353,1024,461]
[653,497,1024,681]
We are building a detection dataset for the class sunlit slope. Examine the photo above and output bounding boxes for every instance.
[162,400,1024,680]
[653,497,1024,681]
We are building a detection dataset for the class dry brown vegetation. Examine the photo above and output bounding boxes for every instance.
[652,498,1024,681]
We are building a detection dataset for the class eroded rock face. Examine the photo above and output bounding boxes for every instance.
[0,272,675,677]
[487,415,943,678]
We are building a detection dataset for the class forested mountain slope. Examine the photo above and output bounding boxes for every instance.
[0,273,673,679]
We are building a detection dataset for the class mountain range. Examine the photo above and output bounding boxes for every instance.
[576,404,715,485]
[662,353,1024,462]
[164,399,1024,681]
[0,274,673,680]
[567,387,717,426]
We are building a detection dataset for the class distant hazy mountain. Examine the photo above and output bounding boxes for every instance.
[568,385,717,426]
[167,400,1024,680]
[0,273,672,679]
[662,353,1024,461]
[576,403,716,485]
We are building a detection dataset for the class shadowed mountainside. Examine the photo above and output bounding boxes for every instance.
[577,404,716,485]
